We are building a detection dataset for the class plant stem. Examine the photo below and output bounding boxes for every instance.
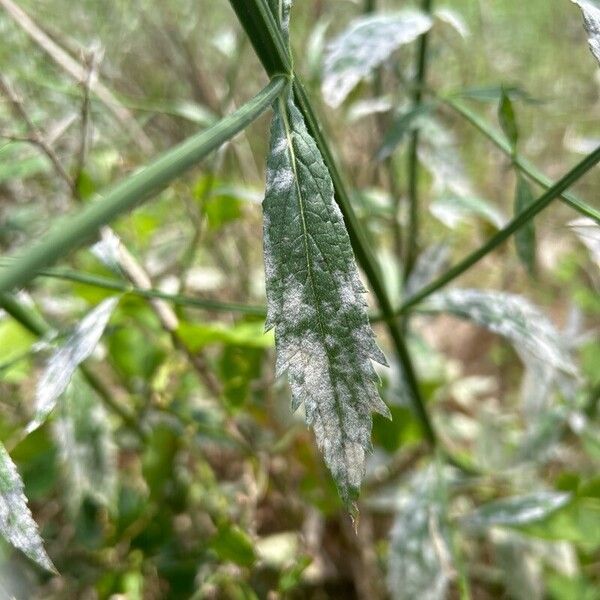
[229,0,438,446]
[30,266,266,316]
[397,145,600,314]
[443,96,600,224]
[404,0,434,281]
[0,293,145,439]
[0,77,286,295]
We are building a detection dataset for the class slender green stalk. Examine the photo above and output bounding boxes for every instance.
[229,0,437,446]
[0,77,286,295]
[19,265,266,317]
[397,145,600,314]
[404,0,434,281]
[444,96,600,224]
[0,293,145,439]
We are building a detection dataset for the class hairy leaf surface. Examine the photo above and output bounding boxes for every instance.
[388,466,451,600]
[573,0,600,65]
[263,91,389,506]
[28,297,119,433]
[322,11,432,108]
[0,442,55,572]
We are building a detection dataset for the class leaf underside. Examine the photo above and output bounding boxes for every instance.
[263,91,389,506]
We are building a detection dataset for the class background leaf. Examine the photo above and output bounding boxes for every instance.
[0,442,55,572]
[514,175,537,276]
[573,0,600,65]
[52,373,117,512]
[462,491,571,530]
[28,297,119,433]
[322,11,432,107]
[388,466,451,600]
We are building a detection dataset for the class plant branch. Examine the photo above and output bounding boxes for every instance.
[404,0,434,281]
[397,144,600,314]
[443,96,600,224]
[0,76,286,295]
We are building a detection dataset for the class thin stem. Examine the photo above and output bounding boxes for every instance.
[443,96,600,224]
[30,266,266,316]
[405,0,434,281]
[397,145,600,314]
[230,0,438,446]
[0,77,287,295]
[0,293,145,439]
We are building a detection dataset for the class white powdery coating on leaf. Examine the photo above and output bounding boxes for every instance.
[322,11,433,107]
[569,217,600,268]
[263,93,388,504]
[388,467,450,600]
[425,289,577,375]
[0,442,55,572]
[29,297,119,433]
[52,376,117,511]
[463,491,571,530]
[573,0,600,65]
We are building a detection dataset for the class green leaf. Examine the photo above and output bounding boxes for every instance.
[520,497,600,550]
[404,244,451,300]
[263,89,389,507]
[388,466,451,600]
[322,11,433,107]
[376,103,434,161]
[423,289,577,376]
[28,297,119,434]
[177,320,273,351]
[462,491,571,530]
[0,441,55,572]
[547,574,600,600]
[429,195,507,230]
[572,0,600,66]
[498,88,519,149]
[210,523,256,567]
[52,373,117,512]
[514,176,537,276]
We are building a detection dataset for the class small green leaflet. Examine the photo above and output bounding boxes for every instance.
[27,297,119,434]
[322,11,433,108]
[572,0,600,65]
[263,89,389,506]
[0,442,55,572]
[388,466,451,600]
[498,88,519,150]
[514,176,537,276]
[52,374,117,512]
